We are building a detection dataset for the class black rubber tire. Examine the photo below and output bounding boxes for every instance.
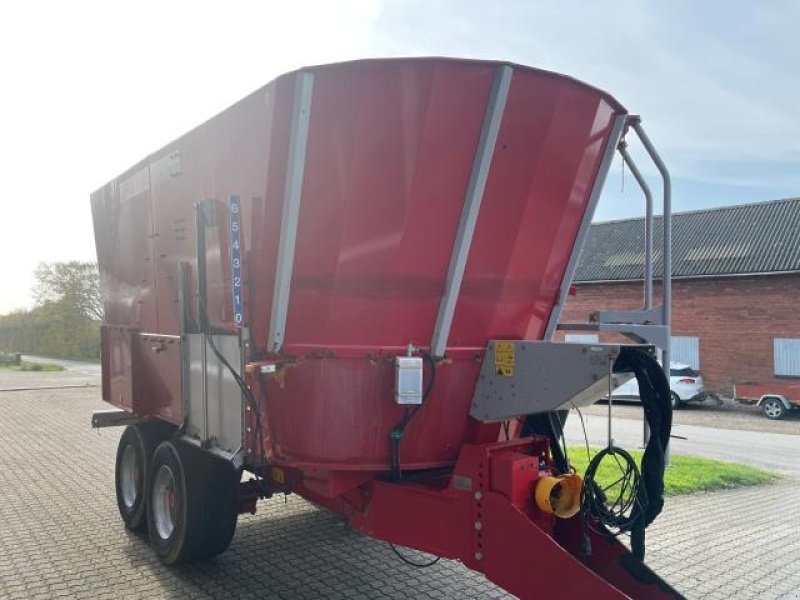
[146,440,239,565]
[670,392,682,410]
[115,422,174,531]
[762,397,785,420]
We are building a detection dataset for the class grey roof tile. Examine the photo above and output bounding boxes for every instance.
[575,197,800,281]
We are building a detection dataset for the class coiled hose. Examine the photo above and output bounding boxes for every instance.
[582,347,673,560]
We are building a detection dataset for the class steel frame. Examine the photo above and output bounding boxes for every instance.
[554,116,672,373]
[295,436,683,600]
[269,71,315,353]
[431,65,513,358]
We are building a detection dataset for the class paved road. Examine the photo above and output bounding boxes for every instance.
[586,398,800,436]
[1,370,799,599]
[565,410,800,477]
[22,354,102,375]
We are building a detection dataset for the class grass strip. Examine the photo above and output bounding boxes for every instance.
[568,446,778,496]
[1,361,65,372]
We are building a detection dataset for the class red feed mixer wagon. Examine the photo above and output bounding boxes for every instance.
[91,58,680,599]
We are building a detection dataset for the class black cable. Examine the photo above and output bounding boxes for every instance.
[205,332,266,480]
[389,351,436,481]
[581,445,644,533]
[389,543,441,568]
[521,411,569,474]
[547,411,569,472]
[193,202,267,491]
[580,347,672,560]
[572,404,592,464]
[198,292,267,489]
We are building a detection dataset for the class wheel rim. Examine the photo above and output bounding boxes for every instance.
[120,444,140,509]
[152,464,178,540]
[765,401,782,418]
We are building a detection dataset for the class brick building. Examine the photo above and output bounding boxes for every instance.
[558,197,800,399]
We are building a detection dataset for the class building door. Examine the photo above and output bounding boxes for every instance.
[671,336,700,369]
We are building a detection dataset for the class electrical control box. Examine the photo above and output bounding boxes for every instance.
[395,356,423,405]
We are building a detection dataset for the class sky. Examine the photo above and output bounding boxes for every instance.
[1,0,798,313]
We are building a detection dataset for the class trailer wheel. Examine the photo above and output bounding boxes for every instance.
[762,397,785,420]
[146,440,239,564]
[115,423,172,531]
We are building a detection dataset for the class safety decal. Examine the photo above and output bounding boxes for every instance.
[494,342,515,377]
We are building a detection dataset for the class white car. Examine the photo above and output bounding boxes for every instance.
[612,362,707,409]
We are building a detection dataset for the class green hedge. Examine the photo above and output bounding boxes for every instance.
[0,302,100,360]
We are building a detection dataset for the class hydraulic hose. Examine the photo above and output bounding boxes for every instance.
[582,346,672,560]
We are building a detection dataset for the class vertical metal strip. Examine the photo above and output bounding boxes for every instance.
[618,141,654,309]
[194,201,212,442]
[430,65,513,358]
[629,120,671,346]
[177,261,191,431]
[268,71,315,352]
[544,113,627,340]
[177,261,191,334]
[630,119,672,459]
[201,334,209,442]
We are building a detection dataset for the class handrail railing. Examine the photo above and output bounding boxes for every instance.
[556,115,673,451]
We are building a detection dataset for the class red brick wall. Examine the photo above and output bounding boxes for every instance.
[557,274,800,397]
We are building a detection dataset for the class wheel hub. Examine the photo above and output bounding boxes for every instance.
[120,444,139,509]
[153,464,178,540]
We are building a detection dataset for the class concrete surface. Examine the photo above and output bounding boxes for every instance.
[1,370,798,599]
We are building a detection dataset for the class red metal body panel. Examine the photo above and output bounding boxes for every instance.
[101,326,135,411]
[260,354,485,469]
[133,333,182,424]
[93,58,625,472]
[452,74,617,344]
[279,62,494,348]
[99,326,182,423]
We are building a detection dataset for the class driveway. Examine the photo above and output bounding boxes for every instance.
[1,370,798,599]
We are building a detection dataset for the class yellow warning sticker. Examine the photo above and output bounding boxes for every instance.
[494,342,515,377]
[271,467,286,485]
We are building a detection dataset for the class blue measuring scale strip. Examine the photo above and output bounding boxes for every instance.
[229,195,243,327]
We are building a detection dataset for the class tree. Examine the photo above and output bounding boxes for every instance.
[0,262,103,359]
[32,261,103,321]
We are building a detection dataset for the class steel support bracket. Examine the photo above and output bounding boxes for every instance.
[470,340,641,422]
[91,409,140,428]
[590,307,664,325]
[558,322,669,351]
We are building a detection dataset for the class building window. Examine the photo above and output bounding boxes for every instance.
[564,334,599,344]
[774,338,800,377]
[671,336,700,369]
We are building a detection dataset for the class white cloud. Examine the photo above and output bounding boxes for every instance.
[0,0,381,312]
[369,1,800,166]
[1,0,797,312]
